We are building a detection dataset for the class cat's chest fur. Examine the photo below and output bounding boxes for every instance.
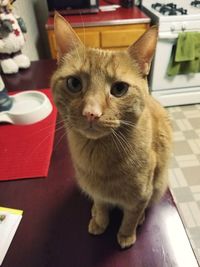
[67,126,154,205]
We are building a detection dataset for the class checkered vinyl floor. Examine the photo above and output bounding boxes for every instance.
[167,104,200,264]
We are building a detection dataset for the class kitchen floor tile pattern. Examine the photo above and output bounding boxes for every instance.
[167,104,200,264]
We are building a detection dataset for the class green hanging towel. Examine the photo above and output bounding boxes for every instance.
[167,44,181,76]
[167,32,200,76]
[175,32,195,62]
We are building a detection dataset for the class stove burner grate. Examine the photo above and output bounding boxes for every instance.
[191,0,200,7]
[151,2,187,15]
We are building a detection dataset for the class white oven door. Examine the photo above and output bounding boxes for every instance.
[149,31,200,91]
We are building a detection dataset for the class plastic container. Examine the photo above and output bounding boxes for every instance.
[0,91,53,125]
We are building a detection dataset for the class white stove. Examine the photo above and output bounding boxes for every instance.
[142,0,200,106]
[143,1,200,17]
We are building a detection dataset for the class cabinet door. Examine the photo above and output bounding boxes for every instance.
[47,30,100,59]
[75,30,100,48]
[47,24,149,59]
[47,31,57,59]
[101,26,147,49]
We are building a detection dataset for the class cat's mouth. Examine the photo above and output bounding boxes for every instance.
[80,122,111,139]
[72,118,120,140]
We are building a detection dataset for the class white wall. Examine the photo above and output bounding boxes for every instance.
[13,0,50,60]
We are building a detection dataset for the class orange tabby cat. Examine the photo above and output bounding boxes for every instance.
[51,13,172,249]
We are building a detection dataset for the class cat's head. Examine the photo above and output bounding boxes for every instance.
[51,13,158,140]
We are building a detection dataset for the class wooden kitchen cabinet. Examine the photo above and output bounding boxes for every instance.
[46,6,150,59]
[47,24,149,59]
[100,24,148,48]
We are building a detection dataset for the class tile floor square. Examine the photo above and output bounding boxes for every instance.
[168,104,200,265]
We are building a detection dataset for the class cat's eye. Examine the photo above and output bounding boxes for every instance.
[110,82,129,97]
[66,76,82,93]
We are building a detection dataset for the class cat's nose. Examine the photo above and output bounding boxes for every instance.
[82,106,102,122]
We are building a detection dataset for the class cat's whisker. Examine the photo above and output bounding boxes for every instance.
[75,46,82,65]
[120,131,144,168]
[114,130,143,168]
[114,130,132,155]
[54,131,67,151]
[120,120,136,128]
[51,116,71,133]
[114,130,140,165]
[24,120,70,167]
[115,130,130,146]
[63,122,73,131]
[112,129,129,156]
[111,129,122,155]
[120,120,135,126]
[28,117,68,137]
[24,131,55,168]
[68,29,82,63]
[79,11,86,61]
[54,122,69,133]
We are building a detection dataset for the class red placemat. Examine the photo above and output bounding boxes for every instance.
[0,89,57,181]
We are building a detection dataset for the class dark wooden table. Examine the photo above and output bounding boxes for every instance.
[0,60,199,267]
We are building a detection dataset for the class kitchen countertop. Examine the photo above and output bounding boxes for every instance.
[46,4,150,29]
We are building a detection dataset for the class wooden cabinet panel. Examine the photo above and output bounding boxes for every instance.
[47,31,57,59]
[47,24,149,59]
[101,28,146,48]
[47,30,100,59]
[75,31,100,48]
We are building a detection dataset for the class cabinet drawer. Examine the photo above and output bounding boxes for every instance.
[46,23,149,58]
[47,30,100,59]
[101,29,146,48]
[75,31,100,48]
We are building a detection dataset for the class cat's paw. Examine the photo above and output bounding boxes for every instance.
[88,217,107,235]
[117,233,136,249]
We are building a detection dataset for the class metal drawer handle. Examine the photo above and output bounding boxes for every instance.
[158,33,178,39]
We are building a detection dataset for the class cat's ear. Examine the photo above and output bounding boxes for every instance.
[128,26,158,76]
[54,12,84,61]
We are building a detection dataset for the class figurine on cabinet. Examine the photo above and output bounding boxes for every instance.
[0,0,30,74]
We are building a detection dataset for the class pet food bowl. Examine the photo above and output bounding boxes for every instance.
[0,91,53,125]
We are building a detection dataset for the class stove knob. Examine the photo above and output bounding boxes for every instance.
[170,24,176,32]
[181,22,187,31]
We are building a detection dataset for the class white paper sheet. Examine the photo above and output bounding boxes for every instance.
[0,207,23,266]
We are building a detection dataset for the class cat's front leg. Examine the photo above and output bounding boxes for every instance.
[88,200,110,235]
[117,202,148,249]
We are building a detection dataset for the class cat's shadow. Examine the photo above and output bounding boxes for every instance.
[45,185,125,267]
